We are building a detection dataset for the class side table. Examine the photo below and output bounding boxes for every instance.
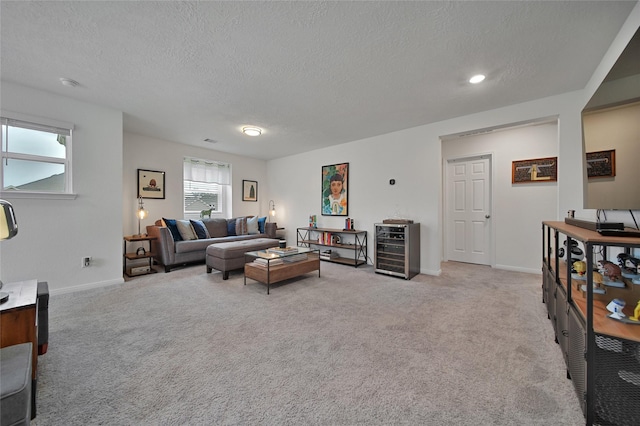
[123,234,157,277]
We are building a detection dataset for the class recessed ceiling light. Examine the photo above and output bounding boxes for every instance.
[59,77,79,87]
[242,126,262,137]
[469,74,486,84]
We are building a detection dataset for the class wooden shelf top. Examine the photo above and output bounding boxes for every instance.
[543,221,640,245]
[298,227,365,233]
[124,234,156,242]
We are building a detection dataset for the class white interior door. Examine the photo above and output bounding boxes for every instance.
[446,155,492,265]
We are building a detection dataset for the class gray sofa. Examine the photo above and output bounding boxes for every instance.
[146,217,277,272]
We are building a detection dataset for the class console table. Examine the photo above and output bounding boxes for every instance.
[542,221,640,425]
[296,227,367,267]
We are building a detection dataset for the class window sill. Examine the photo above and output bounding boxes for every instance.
[0,191,78,200]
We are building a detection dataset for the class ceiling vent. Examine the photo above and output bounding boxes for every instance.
[204,138,218,143]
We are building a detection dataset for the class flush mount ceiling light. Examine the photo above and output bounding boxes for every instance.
[469,74,486,84]
[242,126,262,137]
[59,77,80,87]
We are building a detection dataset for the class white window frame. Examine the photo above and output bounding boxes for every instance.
[1,111,76,200]
[183,157,231,219]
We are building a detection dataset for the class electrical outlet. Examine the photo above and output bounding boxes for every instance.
[82,257,92,268]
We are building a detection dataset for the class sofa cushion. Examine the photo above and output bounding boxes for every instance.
[247,215,259,234]
[190,219,210,239]
[235,217,248,235]
[163,218,183,241]
[203,218,228,238]
[227,218,237,236]
[176,220,197,240]
[174,238,216,254]
[174,234,265,254]
[258,216,267,233]
[206,238,280,259]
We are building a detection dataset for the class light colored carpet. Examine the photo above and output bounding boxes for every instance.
[33,261,583,425]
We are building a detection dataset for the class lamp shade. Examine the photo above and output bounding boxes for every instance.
[0,199,18,240]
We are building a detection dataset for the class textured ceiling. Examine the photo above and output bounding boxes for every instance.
[0,1,636,160]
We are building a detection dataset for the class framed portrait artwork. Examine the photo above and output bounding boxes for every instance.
[322,163,348,216]
[242,180,258,201]
[511,157,557,184]
[586,149,615,178]
[137,169,165,199]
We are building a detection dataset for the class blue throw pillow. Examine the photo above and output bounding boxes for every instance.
[258,216,266,233]
[190,219,210,239]
[163,218,183,241]
[227,218,237,236]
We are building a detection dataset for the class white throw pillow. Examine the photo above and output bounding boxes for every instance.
[247,216,260,234]
[176,219,197,240]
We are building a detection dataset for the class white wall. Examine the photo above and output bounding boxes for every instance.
[0,82,124,293]
[123,133,270,236]
[442,122,559,273]
[2,3,637,291]
[583,102,640,209]
[268,91,585,276]
[579,1,640,225]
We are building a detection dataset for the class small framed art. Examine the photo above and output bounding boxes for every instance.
[243,180,258,201]
[512,157,557,184]
[138,169,165,199]
[586,149,615,178]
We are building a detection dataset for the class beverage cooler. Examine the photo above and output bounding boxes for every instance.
[374,222,420,279]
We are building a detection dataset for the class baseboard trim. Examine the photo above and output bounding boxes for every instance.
[50,278,125,296]
[420,268,441,276]
[494,264,541,275]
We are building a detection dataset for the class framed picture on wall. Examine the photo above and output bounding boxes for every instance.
[242,180,258,201]
[322,162,348,216]
[512,157,557,184]
[586,149,615,178]
[138,169,165,199]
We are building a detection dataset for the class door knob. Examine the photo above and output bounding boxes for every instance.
[485,215,491,219]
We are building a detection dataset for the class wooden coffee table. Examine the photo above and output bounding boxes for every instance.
[244,247,320,294]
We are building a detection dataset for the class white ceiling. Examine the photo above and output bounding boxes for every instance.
[1,1,636,160]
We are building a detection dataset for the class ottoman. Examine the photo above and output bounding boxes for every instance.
[206,238,279,279]
[1,343,32,426]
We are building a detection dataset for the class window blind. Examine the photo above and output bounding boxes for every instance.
[183,158,230,184]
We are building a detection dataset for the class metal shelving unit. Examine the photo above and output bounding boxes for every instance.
[296,227,367,267]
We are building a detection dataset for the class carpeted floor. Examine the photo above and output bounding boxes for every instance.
[32,261,584,425]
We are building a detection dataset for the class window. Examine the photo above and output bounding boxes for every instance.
[1,115,73,194]
[183,158,230,217]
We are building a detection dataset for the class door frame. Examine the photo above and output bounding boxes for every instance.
[442,152,496,267]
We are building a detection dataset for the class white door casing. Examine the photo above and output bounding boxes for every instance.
[445,155,492,265]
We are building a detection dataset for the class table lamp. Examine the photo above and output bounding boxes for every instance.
[0,199,19,303]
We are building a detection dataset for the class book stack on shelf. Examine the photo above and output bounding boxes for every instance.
[320,249,339,261]
[343,217,354,231]
[318,232,339,245]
